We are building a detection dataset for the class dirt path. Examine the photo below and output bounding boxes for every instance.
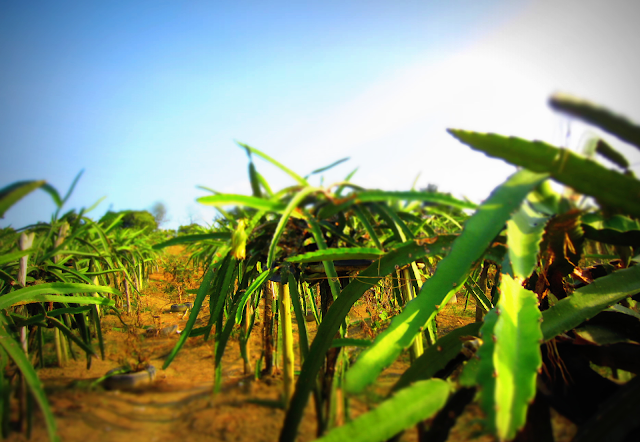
[10,268,321,442]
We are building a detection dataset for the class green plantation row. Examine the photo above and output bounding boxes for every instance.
[0,182,160,439]
[2,93,640,442]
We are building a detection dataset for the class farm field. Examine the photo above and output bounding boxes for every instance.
[7,247,499,442]
[2,94,640,442]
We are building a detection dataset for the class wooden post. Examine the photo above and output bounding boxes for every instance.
[17,232,34,432]
[124,277,131,314]
[476,262,490,322]
[319,278,340,433]
[53,222,69,263]
[242,295,253,375]
[402,268,423,361]
[18,232,35,353]
[18,232,34,286]
[137,262,143,291]
[262,282,275,375]
[277,281,294,406]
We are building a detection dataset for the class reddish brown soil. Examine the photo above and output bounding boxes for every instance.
[6,253,575,442]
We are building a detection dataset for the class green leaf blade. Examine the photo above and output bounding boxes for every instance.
[308,157,350,177]
[0,180,46,218]
[493,275,542,441]
[234,269,273,323]
[596,139,630,169]
[285,248,383,263]
[316,379,450,442]
[0,283,119,310]
[473,308,499,432]
[0,249,32,266]
[266,187,319,268]
[197,194,287,212]
[152,233,232,249]
[355,190,477,210]
[447,130,640,217]
[506,202,549,279]
[345,170,547,394]
[0,322,60,442]
[549,93,640,150]
[237,142,309,186]
[542,264,640,341]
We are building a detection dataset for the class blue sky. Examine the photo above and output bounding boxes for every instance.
[2,0,639,230]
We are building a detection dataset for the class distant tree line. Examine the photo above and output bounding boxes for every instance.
[99,210,158,231]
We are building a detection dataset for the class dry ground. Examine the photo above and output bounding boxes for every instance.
[6,251,576,442]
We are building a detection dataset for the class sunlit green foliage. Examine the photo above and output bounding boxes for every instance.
[0,176,162,442]
[161,95,640,442]
[2,93,640,442]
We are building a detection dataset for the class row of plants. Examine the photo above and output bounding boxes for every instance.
[1,92,638,442]
[154,93,640,442]
[0,174,164,441]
